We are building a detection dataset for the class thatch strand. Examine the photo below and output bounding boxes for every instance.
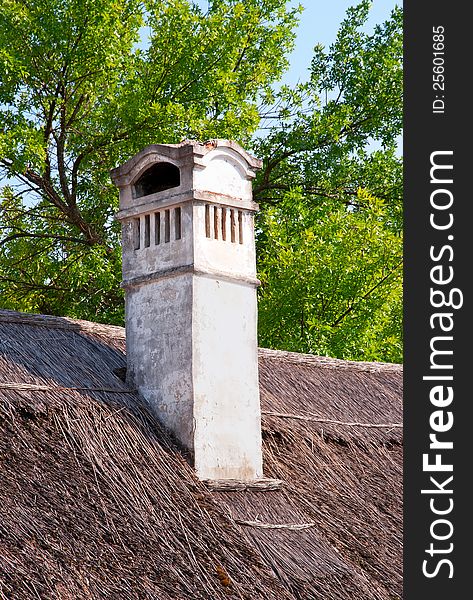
[262,410,402,429]
[234,520,316,531]
[0,382,136,394]
[204,478,283,492]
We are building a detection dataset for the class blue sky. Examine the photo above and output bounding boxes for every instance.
[193,1,401,85]
[279,1,402,154]
[282,1,401,85]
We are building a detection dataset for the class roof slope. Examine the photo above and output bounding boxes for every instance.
[231,349,402,599]
[0,310,402,599]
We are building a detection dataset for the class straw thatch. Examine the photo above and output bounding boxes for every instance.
[0,309,402,599]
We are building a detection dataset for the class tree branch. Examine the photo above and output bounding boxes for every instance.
[2,161,105,247]
[0,276,71,293]
[1,231,91,247]
[330,259,403,327]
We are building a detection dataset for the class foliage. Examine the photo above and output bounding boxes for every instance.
[0,0,404,362]
[255,1,403,362]
[257,189,403,362]
[0,0,299,321]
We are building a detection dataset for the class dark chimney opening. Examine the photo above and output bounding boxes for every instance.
[133,162,180,198]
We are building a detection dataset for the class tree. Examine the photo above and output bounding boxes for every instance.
[254,1,403,362]
[0,0,299,321]
[1,0,403,363]
[257,188,403,362]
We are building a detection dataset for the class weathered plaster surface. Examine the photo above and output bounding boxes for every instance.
[125,276,194,449]
[112,140,263,480]
[192,274,262,480]
[192,202,257,282]
[121,202,194,282]
[193,146,254,198]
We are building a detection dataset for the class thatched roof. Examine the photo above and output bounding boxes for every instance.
[0,309,402,599]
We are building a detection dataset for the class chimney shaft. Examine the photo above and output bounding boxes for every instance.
[111,140,263,481]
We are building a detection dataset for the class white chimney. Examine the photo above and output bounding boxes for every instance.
[111,140,263,481]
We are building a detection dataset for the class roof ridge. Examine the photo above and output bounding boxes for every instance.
[0,309,403,369]
[257,347,403,372]
[0,309,125,338]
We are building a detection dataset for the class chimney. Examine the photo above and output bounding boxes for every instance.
[111,140,263,481]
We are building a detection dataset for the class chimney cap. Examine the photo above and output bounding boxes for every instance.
[110,139,262,187]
